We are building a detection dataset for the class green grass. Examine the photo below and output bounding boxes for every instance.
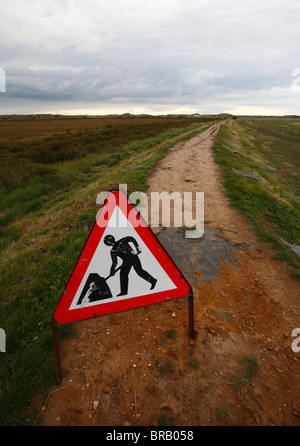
[217,404,230,422]
[164,328,177,339]
[232,355,259,391]
[157,412,175,426]
[200,374,212,392]
[187,357,199,369]
[155,357,175,376]
[110,377,124,397]
[220,311,234,322]
[213,118,300,279]
[0,115,217,425]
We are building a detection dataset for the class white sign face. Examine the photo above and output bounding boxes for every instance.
[69,206,177,310]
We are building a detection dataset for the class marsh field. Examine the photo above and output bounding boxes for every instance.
[0,114,299,426]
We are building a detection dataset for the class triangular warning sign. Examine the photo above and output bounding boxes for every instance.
[53,189,191,325]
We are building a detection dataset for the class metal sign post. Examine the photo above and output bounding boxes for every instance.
[188,289,195,339]
[51,317,62,384]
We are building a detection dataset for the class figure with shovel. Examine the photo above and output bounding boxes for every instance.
[77,234,157,307]
[104,234,157,296]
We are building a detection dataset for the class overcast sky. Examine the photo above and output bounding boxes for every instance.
[0,0,300,115]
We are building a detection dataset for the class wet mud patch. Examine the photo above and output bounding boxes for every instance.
[157,227,253,284]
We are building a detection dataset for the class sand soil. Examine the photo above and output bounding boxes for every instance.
[39,123,300,426]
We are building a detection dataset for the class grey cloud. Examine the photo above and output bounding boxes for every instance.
[0,0,300,114]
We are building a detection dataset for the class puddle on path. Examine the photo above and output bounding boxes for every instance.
[157,227,253,284]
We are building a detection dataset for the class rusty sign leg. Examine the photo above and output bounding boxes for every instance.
[188,290,195,339]
[51,317,62,385]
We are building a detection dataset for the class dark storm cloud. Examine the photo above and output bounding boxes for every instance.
[0,0,300,115]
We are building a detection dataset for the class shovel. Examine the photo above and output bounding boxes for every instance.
[104,265,122,282]
[78,266,122,306]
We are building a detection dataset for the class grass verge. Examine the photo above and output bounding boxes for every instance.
[213,118,300,280]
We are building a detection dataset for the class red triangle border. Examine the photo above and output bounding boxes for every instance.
[53,189,191,325]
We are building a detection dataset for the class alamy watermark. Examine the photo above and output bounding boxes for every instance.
[291,328,300,353]
[96,184,204,238]
[0,68,6,93]
[0,328,6,352]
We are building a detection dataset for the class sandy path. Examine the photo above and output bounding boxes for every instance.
[40,123,300,426]
[148,123,228,226]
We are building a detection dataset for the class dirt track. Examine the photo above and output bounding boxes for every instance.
[39,123,300,426]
